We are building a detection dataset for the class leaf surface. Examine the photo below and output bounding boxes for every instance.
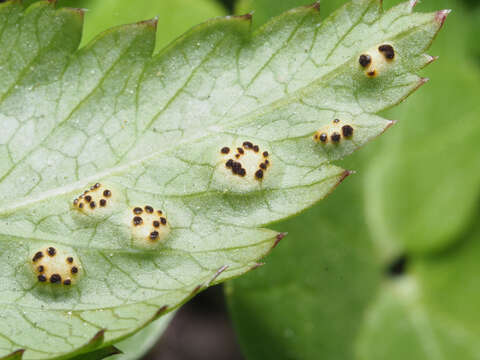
[0,0,441,358]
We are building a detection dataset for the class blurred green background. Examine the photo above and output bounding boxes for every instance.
[56,0,480,359]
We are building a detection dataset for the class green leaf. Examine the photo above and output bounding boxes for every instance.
[0,0,443,358]
[357,217,480,360]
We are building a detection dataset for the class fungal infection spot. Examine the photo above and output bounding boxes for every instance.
[313,118,355,145]
[358,43,396,78]
[219,141,271,181]
[73,183,117,216]
[31,246,81,286]
[128,205,170,249]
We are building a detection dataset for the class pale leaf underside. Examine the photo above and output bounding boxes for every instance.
[0,0,445,358]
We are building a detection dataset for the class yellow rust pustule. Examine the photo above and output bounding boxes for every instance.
[31,246,81,286]
[314,118,355,145]
[128,206,170,249]
[219,141,271,181]
[359,43,396,78]
[73,183,116,215]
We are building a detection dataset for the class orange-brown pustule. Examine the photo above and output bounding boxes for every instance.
[314,119,355,145]
[220,141,271,181]
[31,246,81,286]
[359,43,396,78]
[128,206,170,249]
[73,183,115,214]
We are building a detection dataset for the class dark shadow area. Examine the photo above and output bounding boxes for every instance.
[385,254,409,277]
[143,285,244,360]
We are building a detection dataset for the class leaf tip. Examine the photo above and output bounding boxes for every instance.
[419,77,430,85]
[435,9,451,26]
[209,265,229,285]
[1,349,25,360]
[239,12,254,22]
[155,305,169,318]
[109,347,123,356]
[424,54,439,65]
[408,0,418,10]
[190,284,203,296]
[138,17,159,30]
[89,329,106,345]
[273,232,287,249]
[309,2,320,12]
[250,262,265,271]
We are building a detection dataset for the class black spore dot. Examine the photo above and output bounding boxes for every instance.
[84,195,92,203]
[238,168,246,177]
[263,151,269,157]
[103,189,112,197]
[38,275,47,282]
[89,201,96,209]
[133,207,143,214]
[255,169,264,179]
[145,205,154,213]
[66,257,74,264]
[237,147,244,155]
[63,279,72,285]
[133,216,143,226]
[37,265,44,273]
[221,147,230,154]
[94,183,101,189]
[71,267,78,274]
[260,163,267,170]
[319,133,328,143]
[50,274,61,283]
[386,255,408,277]
[253,145,259,152]
[157,210,163,215]
[333,118,340,124]
[47,247,56,257]
[331,132,341,143]
[243,141,253,149]
[99,199,107,207]
[359,54,372,67]
[367,70,376,77]
[379,44,395,60]
[153,221,160,228]
[79,203,84,209]
[150,231,159,241]
[342,125,354,138]
[32,251,44,262]
[225,159,234,168]
[160,217,167,225]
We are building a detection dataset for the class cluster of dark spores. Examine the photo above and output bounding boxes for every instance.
[221,141,270,180]
[314,119,354,144]
[132,206,167,242]
[73,183,112,210]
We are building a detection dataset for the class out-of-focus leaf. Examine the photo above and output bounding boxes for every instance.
[357,214,480,360]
